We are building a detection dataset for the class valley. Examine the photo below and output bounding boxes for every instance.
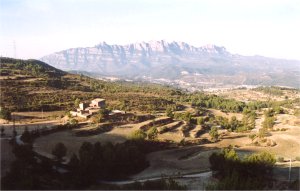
[1,57,300,190]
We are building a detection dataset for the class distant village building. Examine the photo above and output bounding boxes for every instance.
[70,98,106,119]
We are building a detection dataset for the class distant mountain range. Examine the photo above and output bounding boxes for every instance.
[40,40,300,89]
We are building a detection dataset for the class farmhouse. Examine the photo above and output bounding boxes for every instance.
[70,98,106,119]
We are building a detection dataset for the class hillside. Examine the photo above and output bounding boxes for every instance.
[0,57,180,112]
[40,40,300,88]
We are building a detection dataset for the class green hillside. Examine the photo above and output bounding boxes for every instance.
[0,57,181,112]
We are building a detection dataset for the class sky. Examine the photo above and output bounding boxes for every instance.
[0,0,300,60]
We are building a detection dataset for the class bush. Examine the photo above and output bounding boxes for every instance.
[209,148,276,190]
[295,156,300,161]
[147,126,158,140]
[129,129,147,141]
[209,126,219,141]
[277,157,284,162]
[52,142,67,161]
[0,107,11,120]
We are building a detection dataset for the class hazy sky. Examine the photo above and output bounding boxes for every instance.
[1,0,300,60]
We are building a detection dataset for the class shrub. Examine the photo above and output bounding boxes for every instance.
[129,129,147,141]
[52,142,67,161]
[277,157,284,162]
[0,107,11,120]
[147,126,158,140]
[209,126,219,141]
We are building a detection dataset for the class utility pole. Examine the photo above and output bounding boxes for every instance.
[288,158,292,182]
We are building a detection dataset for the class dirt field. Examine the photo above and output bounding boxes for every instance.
[131,145,216,180]
[11,108,300,186]
[33,119,157,158]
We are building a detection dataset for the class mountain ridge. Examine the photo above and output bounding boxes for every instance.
[40,40,300,89]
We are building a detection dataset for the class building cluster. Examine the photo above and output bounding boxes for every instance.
[70,98,106,119]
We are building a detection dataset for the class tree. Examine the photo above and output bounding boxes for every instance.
[197,117,205,125]
[91,114,103,124]
[229,116,240,131]
[1,126,5,136]
[68,153,80,170]
[98,108,109,119]
[209,126,219,141]
[74,98,80,107]
[262,116,275,129]
[12,126,17,138]
[147,126,158,140]
[129,129,147,141]
[0,107,11,120]
[21,126,32,143]
[78,142,94,167]
[258,128,267,138]
[183,112,192,124]
[208,147,276,190]
[69,118,78,126]
[242,109,256,130]
[52,142,67,162]
[165,107,174,118]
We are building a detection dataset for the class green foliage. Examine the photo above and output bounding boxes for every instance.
[208,147,276,190]
[2,144,39,190]
[52,142,67,161]
[254,86,284,96]
[147,126,158,140]
[21,126,33,143]
[209,126,219,141]
[277,157,284,162]
[74,98,80,107]
[197,117,205,125]
[91,114,102,124]
[174,112,192,124]
[190,93,246,113]
[73,141,148,187]
[273,105,284,114]
[264,109,275,117]
[262,116,275,129]
[0,106,11,120]
[0,126,5,135]
[68,153,80,169]
[98,108,110,118]
[69,118,78,125]
[258,128,268,138]
[129,129,147,141]
[165,106,174,118]
[242,109,256,130]
[245,152,276,167]
[229,116,241,131]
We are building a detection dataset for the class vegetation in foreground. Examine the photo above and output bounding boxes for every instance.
[207,146,278,190]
